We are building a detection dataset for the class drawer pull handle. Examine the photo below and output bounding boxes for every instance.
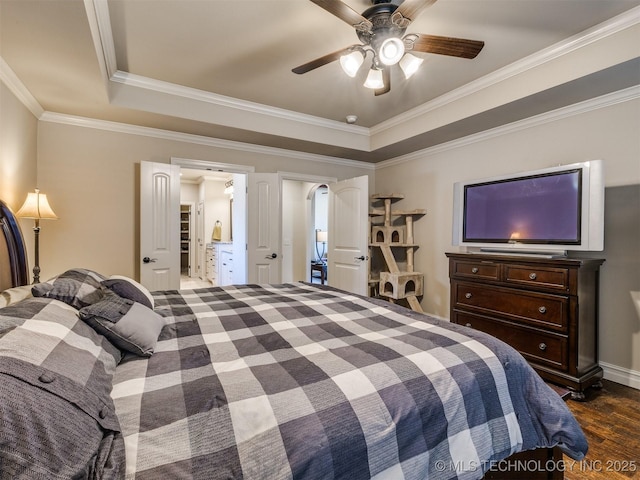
[471,267,479,274]
[538,306,547,314]
[465,293,472,299]
[538,343,547,351]
[529,272,537,280]
[465,323,472,328]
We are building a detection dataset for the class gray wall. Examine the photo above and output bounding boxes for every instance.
[581,185,640,376]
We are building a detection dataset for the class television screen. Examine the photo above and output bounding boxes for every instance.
[463,169,582,244]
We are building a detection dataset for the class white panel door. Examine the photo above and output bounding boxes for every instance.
[140,161,181,291]
[328,175,369,295]
[231,173,247,284]
[196,201,204,279]
[247,173,281,283]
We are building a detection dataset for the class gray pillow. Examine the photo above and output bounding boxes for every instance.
[101,277,154,309]
[32,268,106,309]
[78,292,166,357]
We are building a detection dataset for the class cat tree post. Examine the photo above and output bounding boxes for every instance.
[368,193,426,313]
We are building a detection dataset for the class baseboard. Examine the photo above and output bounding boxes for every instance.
[601,361,640,390]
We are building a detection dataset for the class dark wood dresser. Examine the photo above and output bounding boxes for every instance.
[446,252,605,400]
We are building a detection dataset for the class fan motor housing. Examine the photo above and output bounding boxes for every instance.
[357,3,407,46]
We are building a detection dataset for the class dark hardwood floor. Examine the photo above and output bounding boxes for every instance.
[564,380,640,479]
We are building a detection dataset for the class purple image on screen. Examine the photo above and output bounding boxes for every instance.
[463,170,581,244]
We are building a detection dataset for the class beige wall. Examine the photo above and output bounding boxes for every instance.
[202,179,231,244]
[0,82,38,272]
[375,97,640,382]
[35,120,373,281]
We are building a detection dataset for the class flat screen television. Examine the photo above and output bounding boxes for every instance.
[452,160,604,256]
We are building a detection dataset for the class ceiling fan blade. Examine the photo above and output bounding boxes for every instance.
[374,68,391,96]
[392,0,438,27]
[310,0,372,32]
[292,48,350,74]
[410,34,484,59]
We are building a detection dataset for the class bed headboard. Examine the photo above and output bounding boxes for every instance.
[0,199,29,291]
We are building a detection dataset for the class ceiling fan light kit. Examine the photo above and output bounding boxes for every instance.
[294,0,485,95]
[340,50,366,77]
[399,53,423,79]
[364,68,385,89]
[379,37,405,65]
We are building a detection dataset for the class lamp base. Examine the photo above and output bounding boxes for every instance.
[32,223,41,284]
[32,266,41,284]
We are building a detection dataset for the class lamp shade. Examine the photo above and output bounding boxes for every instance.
[316,230,328,243]
[16,189,58,220]
[340,50,365,77]
[399,53,424,79]
[364,68,384,89]
[379,37,405,66]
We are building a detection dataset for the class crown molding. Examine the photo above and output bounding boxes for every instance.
[83,0,117,89]
[375,85,640,170]
[0,57,44,118]
[110,70,370,136]
[371,6,640,135]
[38,111,375,170]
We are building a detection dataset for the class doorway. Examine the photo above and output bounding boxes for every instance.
[311,185,328,284]
[281,181,330,284]
[179,168,248,289]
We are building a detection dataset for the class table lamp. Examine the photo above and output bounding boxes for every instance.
[16,189,58,283]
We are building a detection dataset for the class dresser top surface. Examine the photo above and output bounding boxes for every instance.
[445,252,605,267]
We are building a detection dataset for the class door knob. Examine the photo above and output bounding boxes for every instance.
[265,253,278,259]
[142,257,157,264]
[354,255,368,261]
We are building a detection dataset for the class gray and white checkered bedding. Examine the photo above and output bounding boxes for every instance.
[112,283,587,480]
[0,297,125,479]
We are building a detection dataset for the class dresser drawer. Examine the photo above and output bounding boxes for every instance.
[454,312,567,371]
[452,282,568,332]
[504,264,570,292]
[451,260,499,281]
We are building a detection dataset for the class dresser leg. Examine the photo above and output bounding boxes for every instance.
[569,390,586,401]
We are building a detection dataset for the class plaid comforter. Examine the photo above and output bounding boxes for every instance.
[112,283,588,480]
[0,297,125,479]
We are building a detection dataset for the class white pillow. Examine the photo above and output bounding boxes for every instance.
[0,285,33,309]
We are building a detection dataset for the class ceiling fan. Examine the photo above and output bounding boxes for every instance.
[292,0,485,95]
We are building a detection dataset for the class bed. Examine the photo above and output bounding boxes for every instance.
[0,199,586,480]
